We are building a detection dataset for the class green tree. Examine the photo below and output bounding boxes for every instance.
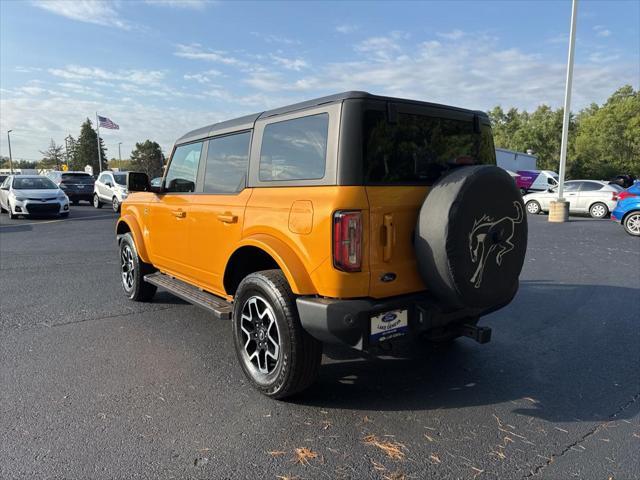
[571,85,640,179]
[39,139,65,170]
[70,119,107,173]
[130,140,165,178]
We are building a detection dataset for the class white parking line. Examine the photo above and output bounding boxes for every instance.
[0,213,116,228]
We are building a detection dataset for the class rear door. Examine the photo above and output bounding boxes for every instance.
[187,131,252,294]
[576,181,605,212]
[362,102,496,298]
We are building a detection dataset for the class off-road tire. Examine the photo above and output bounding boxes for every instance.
[232,269,322,399]
[93,194,102,209]
[118,233,157,301]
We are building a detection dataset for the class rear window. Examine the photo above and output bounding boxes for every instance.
[259,113,328,181]
[62,173,94,184]
[363,110,495,185]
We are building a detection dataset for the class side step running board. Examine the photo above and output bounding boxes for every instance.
[144,272,233,319]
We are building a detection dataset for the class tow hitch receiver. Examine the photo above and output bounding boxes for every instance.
[458,324,492,344]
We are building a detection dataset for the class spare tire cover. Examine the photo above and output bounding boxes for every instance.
[415,166,528,310]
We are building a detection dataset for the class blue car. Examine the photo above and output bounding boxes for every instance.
[611,183,640,237]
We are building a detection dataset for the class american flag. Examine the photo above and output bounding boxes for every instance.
[98,115,119,130]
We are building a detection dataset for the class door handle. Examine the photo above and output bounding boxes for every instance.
[382,214,395,262]
[217,213,238,224]
[171,209,186,218]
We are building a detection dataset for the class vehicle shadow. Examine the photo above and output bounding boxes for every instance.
[294,281,640,423]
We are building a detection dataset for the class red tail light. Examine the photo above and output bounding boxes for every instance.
[618,190,638,201]
[612,192,618,201]
[333,210,362,272]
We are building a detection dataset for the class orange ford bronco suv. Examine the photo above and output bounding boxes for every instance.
[117,92,528,399]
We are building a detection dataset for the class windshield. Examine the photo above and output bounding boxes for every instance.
[13,177,58,190]
[61,173,94,184]
[114,173,127,186]
[363,109,495,185]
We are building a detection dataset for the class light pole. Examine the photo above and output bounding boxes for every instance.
[118,142,122,169]
[549,0,578,223]
[7,130,13,174]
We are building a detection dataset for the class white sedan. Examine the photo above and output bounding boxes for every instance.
[0,175,70,219]
[523,180,622,218]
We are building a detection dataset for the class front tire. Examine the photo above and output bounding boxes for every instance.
[118,233,157,301]
[93,194,102,209]
[623,212,640,237]
[589,202,608,219]
[8,203,16,219]
[112,197,120,213]
[526,200,541,215]
[232,270,322,399]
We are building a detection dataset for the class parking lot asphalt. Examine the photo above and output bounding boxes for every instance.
[1,205,638,480]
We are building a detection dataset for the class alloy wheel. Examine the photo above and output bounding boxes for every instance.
[120,244,135,291]
[112,197,119,212]
[239,296,281,376]
[625,213,640,235]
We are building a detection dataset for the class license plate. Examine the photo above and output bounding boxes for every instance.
[370,309,408,343]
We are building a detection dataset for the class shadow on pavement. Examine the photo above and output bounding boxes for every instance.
[293,281,640,424]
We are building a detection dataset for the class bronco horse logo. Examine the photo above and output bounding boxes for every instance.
[468,201,523,288]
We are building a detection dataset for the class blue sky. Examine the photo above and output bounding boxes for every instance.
[1,0,638,161]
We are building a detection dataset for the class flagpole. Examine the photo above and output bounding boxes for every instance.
[96,112,103,174]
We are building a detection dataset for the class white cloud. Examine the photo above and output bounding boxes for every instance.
[241,33,638,113]
[250,32,301,45]
[144,0,210,9]
[437,29,465,40]
[271,55,309,71]
[336,24,358,34]
[184,69,222,83]
[593,25,612,37]
[174,44,247,67]
[32,0,132,29]
[48,65,166,85]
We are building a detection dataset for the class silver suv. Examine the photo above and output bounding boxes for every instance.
[94,171,129,212]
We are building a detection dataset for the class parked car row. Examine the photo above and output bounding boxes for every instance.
[0,174,69,218]
[522,180,622,218]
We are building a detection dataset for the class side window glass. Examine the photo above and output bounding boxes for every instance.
[564,182,580,192]
[581,182,602,191]
[204,132,251,194]
[259,113,328,181]
[165,142,202,193]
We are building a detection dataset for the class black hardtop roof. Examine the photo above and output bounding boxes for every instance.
[176,91,489,145]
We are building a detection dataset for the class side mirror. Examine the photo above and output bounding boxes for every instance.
[0,186,8,191]
[105,181,113,187]
[127,172,150,192]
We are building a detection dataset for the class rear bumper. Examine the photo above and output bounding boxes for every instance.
[296,292,493,350]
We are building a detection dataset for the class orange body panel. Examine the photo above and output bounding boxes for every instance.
[119,184,429,300]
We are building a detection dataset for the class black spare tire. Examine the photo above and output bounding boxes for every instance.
[415,166,527,310]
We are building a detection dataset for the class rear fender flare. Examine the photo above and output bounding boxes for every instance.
[232,234,316,295]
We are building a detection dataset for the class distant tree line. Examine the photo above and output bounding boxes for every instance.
[0,118,166,178]
[488,85,639,179]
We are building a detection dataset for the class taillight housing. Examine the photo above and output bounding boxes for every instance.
[333,210,362,272]
[618,190,638,201]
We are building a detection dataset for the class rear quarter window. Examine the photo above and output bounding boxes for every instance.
[259,113,329,181]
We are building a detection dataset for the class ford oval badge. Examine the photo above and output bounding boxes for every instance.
[381,312,397,323]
